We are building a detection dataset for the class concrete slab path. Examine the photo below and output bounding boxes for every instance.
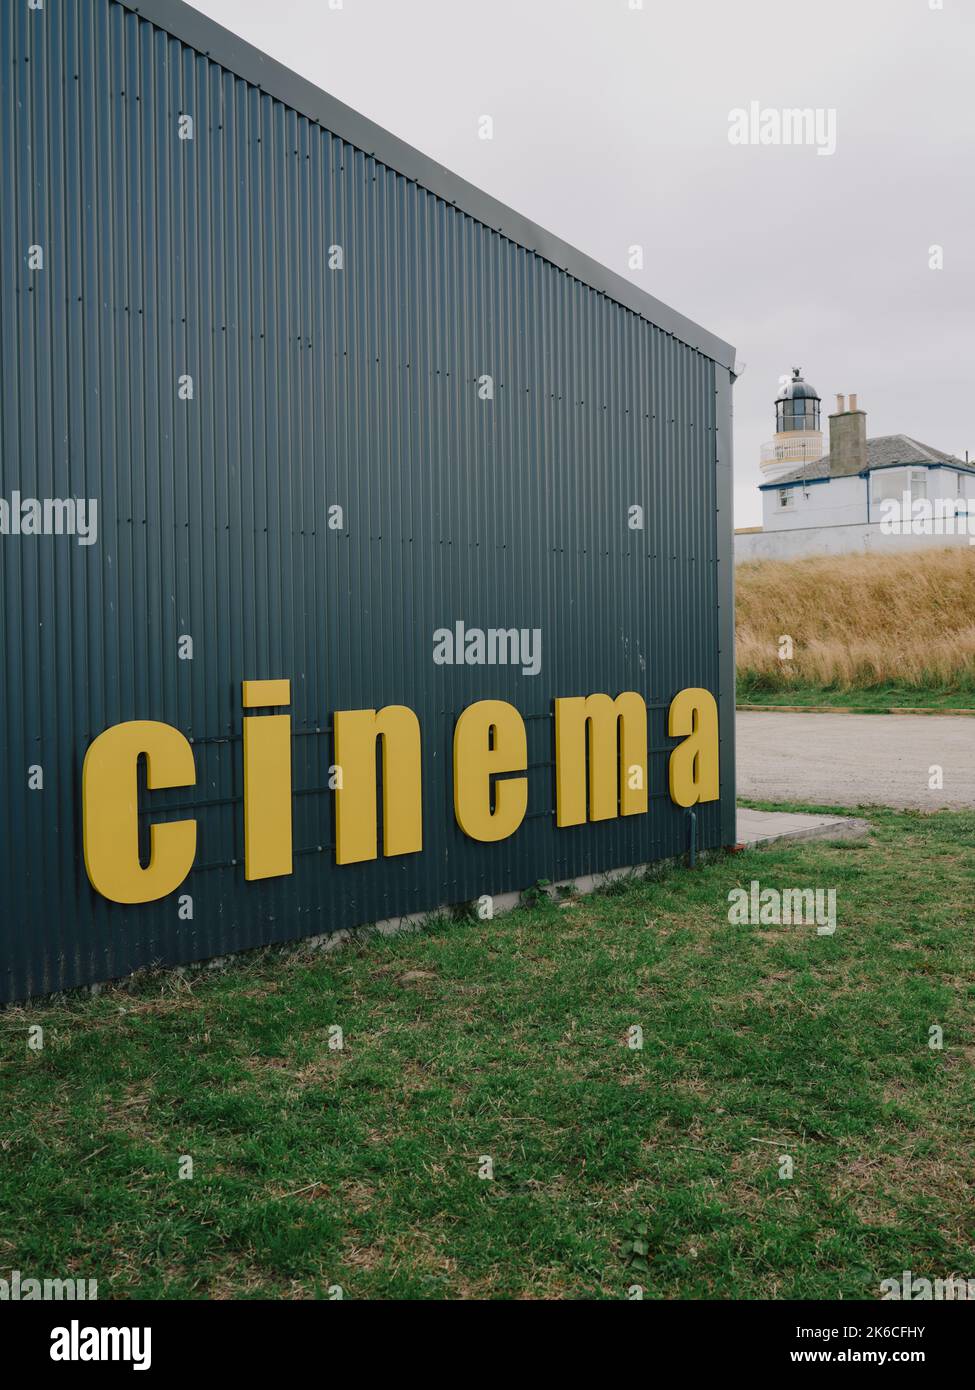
[736,807,871,848]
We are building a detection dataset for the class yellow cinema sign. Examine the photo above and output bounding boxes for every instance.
[82,681,719,905]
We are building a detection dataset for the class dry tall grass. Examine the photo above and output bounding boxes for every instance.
[736,547,975,691]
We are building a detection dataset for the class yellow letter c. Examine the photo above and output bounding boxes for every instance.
[83,721,197,904]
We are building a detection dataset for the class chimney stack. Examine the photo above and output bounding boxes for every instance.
[828,392,866,473]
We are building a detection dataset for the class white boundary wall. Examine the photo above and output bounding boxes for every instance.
[735,523,975,564]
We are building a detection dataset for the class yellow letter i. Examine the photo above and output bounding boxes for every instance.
[241,680,293,880]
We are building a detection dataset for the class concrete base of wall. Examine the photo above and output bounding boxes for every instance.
[735,523,975,564]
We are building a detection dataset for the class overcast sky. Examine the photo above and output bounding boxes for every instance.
[187,0,974,526]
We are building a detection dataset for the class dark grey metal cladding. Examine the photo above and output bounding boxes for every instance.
[117,0,736,374]
[0,0,736,1002]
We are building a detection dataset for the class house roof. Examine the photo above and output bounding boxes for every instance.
[764,435,975,489]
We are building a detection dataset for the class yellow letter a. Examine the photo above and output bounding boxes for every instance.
[668,688,719,807]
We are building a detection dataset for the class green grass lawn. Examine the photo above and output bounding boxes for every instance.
[2,806,973,1300]
[736,680,975,712]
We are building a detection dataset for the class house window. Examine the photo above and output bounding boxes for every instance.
[910,468,927,501]
[872,469,906,503]
[778,489,794,509]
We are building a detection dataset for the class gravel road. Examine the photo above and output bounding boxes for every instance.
[736,711,975,810]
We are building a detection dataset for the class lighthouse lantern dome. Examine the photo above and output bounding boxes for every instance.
[775,367,821,433]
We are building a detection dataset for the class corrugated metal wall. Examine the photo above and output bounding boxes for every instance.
[0,0,735,1002]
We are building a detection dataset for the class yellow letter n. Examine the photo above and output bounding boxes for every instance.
[333,706,422,865]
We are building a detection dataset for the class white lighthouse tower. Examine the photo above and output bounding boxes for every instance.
[760,368,825,484]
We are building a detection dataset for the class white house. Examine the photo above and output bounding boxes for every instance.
[735,370,975,561]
